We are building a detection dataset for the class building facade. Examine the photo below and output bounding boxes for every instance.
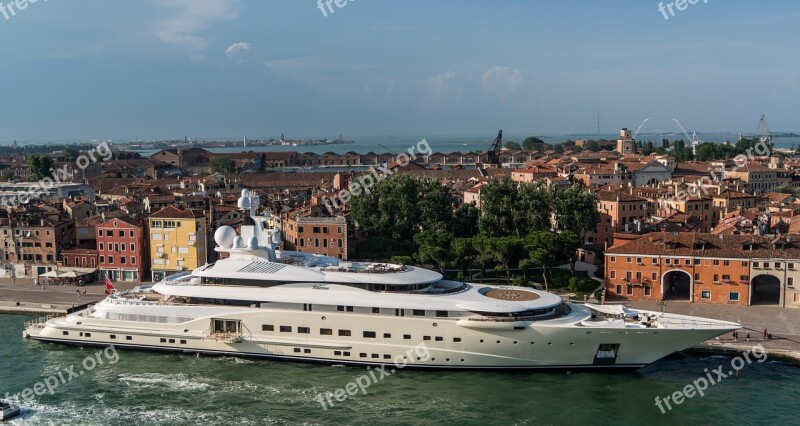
[605,233,800,308]
[97,216,147,282]
[148,206,207,281]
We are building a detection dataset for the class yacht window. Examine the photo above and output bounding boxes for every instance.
[85,333,91,337]
[126,336,132,341]
[453,337,461,343]
[346,306,354,312]
[334,351,342,356]
[371,354,379,359]
[413,310,425,316]
[63,331,69,336]
[423,336,431,341]
[298,327,310,334]
[403,334,411,340]
[384,354,391,360]
[360,353,367,358]
[372,307,380,314]
[337,305,345,311]
[435,337,443,342]
[363,331,376,338]
[262,325,274,331]
[160,338,167,343]
[383,333,391,338]
[339,330,351,336]
[280,326,292,333]
[343,352,350,356]
[180,340,187,344]
[294,348,301,353]
[320,328,333,335]
[304,349,311,354]
[435,310,448,317]
[109,335,116,339]
[168,339,175,343]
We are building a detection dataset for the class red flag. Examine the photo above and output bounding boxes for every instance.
[105,275,116,295]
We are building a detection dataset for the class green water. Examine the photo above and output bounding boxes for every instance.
[1,314,797,425]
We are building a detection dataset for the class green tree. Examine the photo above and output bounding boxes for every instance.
[451,237,478,278]
[210,156,236,174]
[413,231,453,273]
[27,154,54,180]
[517,181,553,232]
[350,175,452,241]
[523,137,545,150]
[478,177,519,237]
[559,230,583,273]
[60,147,80,162]
[504,141,522,150]
[583,140,600,152]
[552,188,599,236]
[452,203,480,238]
[522,231,558,291]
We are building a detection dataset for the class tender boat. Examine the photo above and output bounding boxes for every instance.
[24,190,739,370]
[0,401,20,422]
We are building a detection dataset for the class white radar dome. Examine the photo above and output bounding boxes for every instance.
[214,226,237,249]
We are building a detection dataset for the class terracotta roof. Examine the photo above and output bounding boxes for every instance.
[607,232,800,259]
[149,205,204,219]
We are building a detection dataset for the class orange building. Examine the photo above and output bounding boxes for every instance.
[605,233,800,307]
[587,190,650,246]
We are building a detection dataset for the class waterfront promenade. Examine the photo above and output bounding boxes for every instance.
[0,278,140,314]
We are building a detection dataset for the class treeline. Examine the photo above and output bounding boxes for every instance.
[349,175,599,289]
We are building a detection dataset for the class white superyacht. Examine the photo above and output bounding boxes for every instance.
[25,190,739,370]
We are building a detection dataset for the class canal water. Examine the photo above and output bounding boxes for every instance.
[1,314,797,425]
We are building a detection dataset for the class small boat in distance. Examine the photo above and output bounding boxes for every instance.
[0,400,20,422]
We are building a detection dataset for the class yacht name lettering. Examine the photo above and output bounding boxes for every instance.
[312,285,330,290]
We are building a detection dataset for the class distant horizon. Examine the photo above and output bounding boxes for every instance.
[1,130,797,146]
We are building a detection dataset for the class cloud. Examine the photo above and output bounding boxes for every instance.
[154,0,240,59]
[225,42,252,63]
[482,66,523,97]
[426,70,464,111]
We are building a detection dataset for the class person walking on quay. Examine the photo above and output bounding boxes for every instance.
[733,330,738,341]
[746,332,751,342]
[763,328,768,339]
[76,289,82,299]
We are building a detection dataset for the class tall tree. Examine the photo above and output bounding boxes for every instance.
[517,181,553,232]
[452,203,480,238]
[413,231,453,273]
[478,177,519,237]
[504,141,522,150]
[209,156,236,174]
[523,137,545,150]
[522,231,559,291]
[552,188,599,236]
[27,154,54,180]
[451,237,478,278]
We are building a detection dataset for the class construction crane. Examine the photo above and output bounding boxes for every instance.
[486,130,503,165]
[758,114,771,145]
[672,118,701,155]
[633,118,650,140]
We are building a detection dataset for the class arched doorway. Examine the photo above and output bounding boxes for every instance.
[750,275,781,305]
[662,270,692,301]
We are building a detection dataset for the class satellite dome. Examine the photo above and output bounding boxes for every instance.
[233,236,245,248]
[214,226,237,249]
[248,236,259,249]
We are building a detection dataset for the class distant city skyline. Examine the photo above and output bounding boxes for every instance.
[1,1,798,141]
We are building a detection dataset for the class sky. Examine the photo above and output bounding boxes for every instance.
[0,0,798,142]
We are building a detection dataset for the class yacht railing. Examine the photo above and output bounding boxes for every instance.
[24,314,60,329]
[321,264,408,274]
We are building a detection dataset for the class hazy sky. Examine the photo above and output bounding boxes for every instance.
[0,0,797,142]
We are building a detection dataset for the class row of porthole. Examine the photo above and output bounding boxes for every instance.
[478,339,574,346]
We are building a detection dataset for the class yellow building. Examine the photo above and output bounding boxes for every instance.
[148,205,207,281]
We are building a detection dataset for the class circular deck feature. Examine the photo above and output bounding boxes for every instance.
[484,289,540,301]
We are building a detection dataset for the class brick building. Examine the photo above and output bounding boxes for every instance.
[605,232,800,308]
[97,216,148,282]
[282,214,348,259]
